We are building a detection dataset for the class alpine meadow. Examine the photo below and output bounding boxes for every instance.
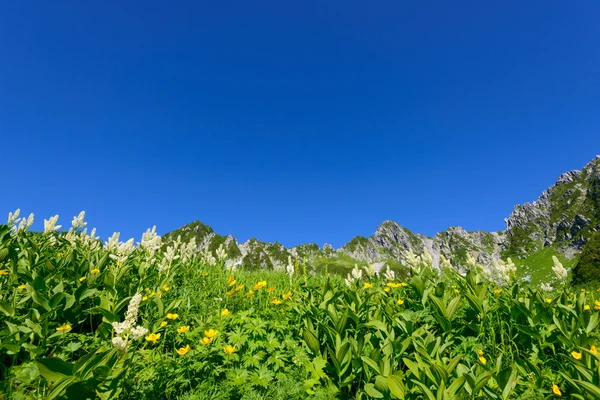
[2,156,600,399]
[2,2,600,399]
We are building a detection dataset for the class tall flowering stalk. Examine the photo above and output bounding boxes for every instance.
[111,294,148,351]
[7,209,34,235]
[345,264,363,286]
[105,232,135,265]
[286,255,295,287]
[43,215,62,233]
[71,211,87,231]
[552,256,568,281]
[383,265,396,281]
[479,258,516,287]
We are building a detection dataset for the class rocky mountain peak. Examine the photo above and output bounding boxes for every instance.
[164,156,600,277]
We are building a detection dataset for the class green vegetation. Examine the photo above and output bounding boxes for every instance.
[512,246,578,286]
[573,231,600,287]
[3,218,600,399]
[343,236,370,253]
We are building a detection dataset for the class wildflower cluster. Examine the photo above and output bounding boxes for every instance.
[105,232,136,264]
[111,293,148,351]
[479,257,516,286]
[7,209,34,235]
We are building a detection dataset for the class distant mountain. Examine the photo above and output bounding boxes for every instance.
[164,155,600,283]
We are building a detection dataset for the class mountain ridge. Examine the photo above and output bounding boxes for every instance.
[164,155,600,282]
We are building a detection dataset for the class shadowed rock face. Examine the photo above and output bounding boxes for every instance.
[165,156,600,271]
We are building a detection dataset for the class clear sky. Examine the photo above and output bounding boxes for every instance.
[1,1,599,248]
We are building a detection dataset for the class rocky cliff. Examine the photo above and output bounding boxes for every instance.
[164,155,600,278]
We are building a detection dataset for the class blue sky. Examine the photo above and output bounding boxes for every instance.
[1,1,599,247]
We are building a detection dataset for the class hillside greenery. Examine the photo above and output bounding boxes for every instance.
[2,214,600,400]
[573,231,600,287]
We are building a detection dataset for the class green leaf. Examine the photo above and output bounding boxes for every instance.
[31,291,52,312]
[447,375,466,395]
[36,357,74,382]
[573,380,600,397]
[0,300,14,316]
[364,383,384,398]
[64,293,76,310]
[364,319,388,333]
[586,312,599,334]
[303,328,321,355]
[361,356,381,374]
[388,374,405,399]
[45,376,75,399]
[411,379,437,400]
[374,375,389,393]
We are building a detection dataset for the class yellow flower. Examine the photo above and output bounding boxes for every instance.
[571,351,582,360]
[0,270,9,276]
[386,282,402,288]
[267,287,275,293]
[79,277,86,282]
[454,289,460,294]
[142,296,148,301]
[479,356,486,365]
[200,337,212,345]
[204,329,218,338]
[149,292,156,298]
[116,261,122,267]
[166,313,179,320]
[384,287,391,293]
[18,284,26,290]
[176,344,190,356]
[552,384,561,396]
[271,298,282,305]
[584,305,590,311]
[177,325,190,334]
[228,280,237,287]
[226,290,235,296]
[254,281,267,291]
[227,274,235,283]
[145,333,161,343]
[590,345,598,355]
[91,268,100,275]
[451,285,457,289]
[145,287,150,292]
[364,283,373,289]
[400,282,408,287]
[56,324,72,332]
[282,291,292,300]
[594,300,600,310]
[221,309,231,316]
[224,345,236,355]
[160,321,168,327]
[493,289,502,295]
[546,298,553,304]
[235,284,244,291]
[156,290,162,296]
[201,272,208,277]
[246,290,255,297]
[397,299,404,305]
[162,285,169,291]
[478,349,484,355]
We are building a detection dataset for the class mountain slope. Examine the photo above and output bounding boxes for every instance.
[164,155,600,282]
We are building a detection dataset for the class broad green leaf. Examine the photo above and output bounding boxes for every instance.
[388,374,405,399]
[36,357,74,382]
[361,356,381,374]
[0,300,14,316]
[364,383,384,398]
